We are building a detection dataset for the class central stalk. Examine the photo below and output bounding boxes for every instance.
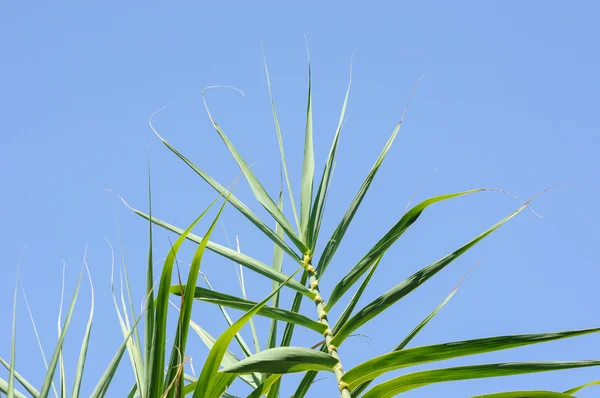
[303,254,351,398]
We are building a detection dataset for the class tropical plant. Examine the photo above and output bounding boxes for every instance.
[3,51,599,398]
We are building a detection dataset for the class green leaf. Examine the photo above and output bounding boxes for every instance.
[316,100,417,278]
[350,274,463,397]
[330,196,532,347]
[201,90,309,253]
[186,317,259,388]
[197,272,254,360]
[473,392,574,398]
[71,264,95,398]
[325,189,485,311]
[8,267,18,398]
[220,347,338,374]
[359,361,600,398]
[122,202,314,300]
[0,357,40,397]
[164,195,229,397]
[0,378,27,398]
[306,53,352,250]
[144,160,155,398]
[247,374,282,398]
[148,195,220,397]
[263,52,301,233]
[90,313,143,398]
[564,379,600,394]
[39,269,84,398]
[268,271,310,398]
[267,190,285,352]
[170,285,327,334]
[341,327,600,388]
[300,54,314,240]
[193,267,302,398]
[332,255,382,336]
[150,121,300,263]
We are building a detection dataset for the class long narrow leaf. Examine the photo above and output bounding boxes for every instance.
[0,378,27,398]
[300,52,314,240]
[121,200,314,299]
[89,314,143,398]
[267,190,285,351]
[144,160,155,398]
[149,117,300,262]
[330,197,535,347]
[360,361,600,398]
[201,89,308,253]
[220,347,337,374]
[193,267,302,398]
[263,52,301,233]
[184,315,259,388]
[165,196,229,397]
[306,53,353,249]
[170,286,326,334]
[148,195,220,396]
[39,269,84,398]
[0,358,40,397]
[332,255,382,335]
[564,379,600,394]
[246,374,282,398]
[317,78,424,278]
[8,266,18,398]
[342,327,600,389]
[71,264,95,398]
[473,392,573,398]
[325,189,484,311]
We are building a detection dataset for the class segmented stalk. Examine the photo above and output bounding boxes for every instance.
[302,254,351,398]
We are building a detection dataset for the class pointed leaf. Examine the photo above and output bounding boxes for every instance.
[263,53,301,233]
[193,267,302,398]
[71,265,95,398]
[342,327,600,388]
[247,374,282,398]
[360,361,600,398]
[331,197,533,347]
[202,92,308,253]
[220,347,337,374]
[300,58,314,239]
[152,130,300,262]
[170,285,326,334]
[124,204,314,299]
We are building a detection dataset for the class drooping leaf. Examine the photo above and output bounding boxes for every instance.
[220,347,338,374]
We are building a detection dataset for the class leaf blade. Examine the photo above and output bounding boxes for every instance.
[220,347,337,374]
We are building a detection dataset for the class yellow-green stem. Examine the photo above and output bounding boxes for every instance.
[303,254,351,398]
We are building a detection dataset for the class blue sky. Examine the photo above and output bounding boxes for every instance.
[2,2,599,397]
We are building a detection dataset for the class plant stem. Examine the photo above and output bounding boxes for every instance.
[303,254,351,398]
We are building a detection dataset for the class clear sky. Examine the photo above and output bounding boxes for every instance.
[1,2,599,397]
